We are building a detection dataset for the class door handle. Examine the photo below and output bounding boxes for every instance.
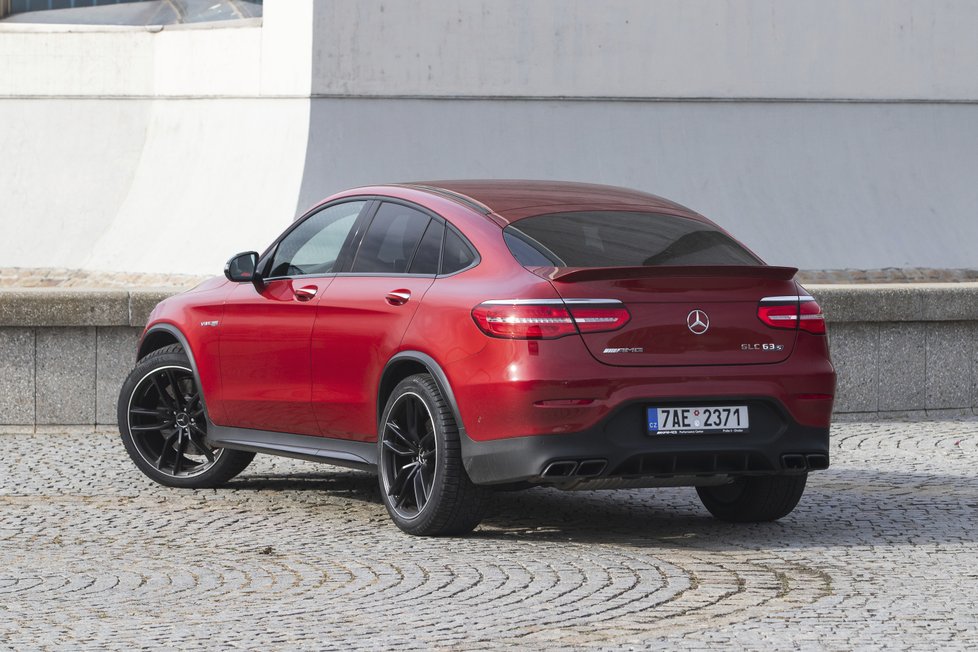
[295,286,318,302]
[385,289,411,306]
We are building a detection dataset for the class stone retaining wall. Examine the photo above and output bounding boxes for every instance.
[1,284,976,428]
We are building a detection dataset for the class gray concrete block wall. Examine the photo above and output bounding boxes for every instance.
[96,327,140,425]
[0,325,141,427]
[0,328,34,424]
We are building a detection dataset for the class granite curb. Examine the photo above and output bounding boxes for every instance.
[1,282,977,327]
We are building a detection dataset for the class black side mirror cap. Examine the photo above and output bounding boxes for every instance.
[224,251,259,283]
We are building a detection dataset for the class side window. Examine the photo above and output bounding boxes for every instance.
[441,227,477,274]
[268,201,366,278]
[408,220,444,274]
[352,203,430,274]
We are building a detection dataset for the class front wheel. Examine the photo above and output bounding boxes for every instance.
[378,374,491,536]
[118,344,255,488]
[696,474,807,522]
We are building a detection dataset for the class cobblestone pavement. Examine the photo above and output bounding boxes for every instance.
[1,420,976,650]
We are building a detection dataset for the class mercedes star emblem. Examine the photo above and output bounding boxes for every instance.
[687,309,710,335]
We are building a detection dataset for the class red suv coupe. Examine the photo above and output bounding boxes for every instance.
[118,181,835,535]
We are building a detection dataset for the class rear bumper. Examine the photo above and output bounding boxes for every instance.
[461,398,830,485]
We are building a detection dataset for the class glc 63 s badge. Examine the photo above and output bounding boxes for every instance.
[741,343,785,351]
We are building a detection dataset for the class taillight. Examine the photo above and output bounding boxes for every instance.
[472,300,630,340]
[757,295,826,335]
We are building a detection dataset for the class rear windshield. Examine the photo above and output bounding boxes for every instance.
[504,211,761,268]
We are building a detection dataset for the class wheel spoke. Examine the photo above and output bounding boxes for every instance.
[150,374,177,411]
[389,461,419,501]
[172,433,187,475]
[386,420,416,451]
[419,425,435,453]
[186,434,215,463]
[155,431,179,469]
[404,398,419,441]
[130,406,166,417]
[164,370,184,409]
[412,466,429,511]
[382,438,413,457]
[130,421,172,432]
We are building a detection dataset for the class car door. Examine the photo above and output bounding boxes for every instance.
[218,199,369,434]
[311,201,443,440]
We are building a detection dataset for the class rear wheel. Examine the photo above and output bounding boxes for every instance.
[696,474,807,522]
[378,374,491,536]
[118,344,254,488]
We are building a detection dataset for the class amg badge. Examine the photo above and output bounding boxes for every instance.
[603,347,644,354]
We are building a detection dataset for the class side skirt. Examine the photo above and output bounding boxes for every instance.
[206,424,377,472]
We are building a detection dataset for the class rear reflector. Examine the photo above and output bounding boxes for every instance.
[472,300,630,339]
[758,295,826,335]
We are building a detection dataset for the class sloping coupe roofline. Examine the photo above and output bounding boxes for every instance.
[393,180,707,225]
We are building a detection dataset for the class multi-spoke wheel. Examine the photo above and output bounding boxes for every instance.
[378,374,491,536]
[118,344,254,488]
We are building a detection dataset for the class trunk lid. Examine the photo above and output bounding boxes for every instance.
[538,265,800,367]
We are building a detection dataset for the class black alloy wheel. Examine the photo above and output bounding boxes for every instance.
[126,363,218,478]
[378,374,491,536]
[380,390,438,519]
[118,344,254,488]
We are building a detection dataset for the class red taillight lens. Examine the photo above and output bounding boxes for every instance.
[757,296,826,335]
[798,298,826,334]
[472,301,630,339]
[565,306,631,333]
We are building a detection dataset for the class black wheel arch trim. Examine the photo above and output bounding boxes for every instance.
[380,351,476,458]
[137,323,214,424]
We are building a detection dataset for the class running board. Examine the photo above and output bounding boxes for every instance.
[206,424,377,471]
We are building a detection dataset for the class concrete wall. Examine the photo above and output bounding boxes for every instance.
[2,1,977,276]
[1,285,977,428]
[297,99,978,270]
[0,9,312,276]
[310,0,978,100]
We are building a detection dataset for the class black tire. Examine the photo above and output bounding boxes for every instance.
[696,474,807,523]
[378,374,491,536]
[118,344,255,488]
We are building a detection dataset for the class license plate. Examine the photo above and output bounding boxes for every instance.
[648,406,749,435]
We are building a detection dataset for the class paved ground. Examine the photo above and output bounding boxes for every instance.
[1,420,976,650]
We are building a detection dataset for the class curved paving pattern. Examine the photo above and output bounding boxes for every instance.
[0,420,976,649]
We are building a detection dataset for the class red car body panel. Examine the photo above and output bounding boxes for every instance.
[311,275,436,440]
[136,181,835,485]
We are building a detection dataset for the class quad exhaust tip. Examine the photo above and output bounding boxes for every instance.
[781,453,830,471]
[541,459,608,478]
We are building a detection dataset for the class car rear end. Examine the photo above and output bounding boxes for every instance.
[453,207,836,491]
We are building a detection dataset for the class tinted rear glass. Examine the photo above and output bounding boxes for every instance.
[504,211,760,267]
[352,202,430,274]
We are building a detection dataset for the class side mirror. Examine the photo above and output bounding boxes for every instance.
[224,251,259,283]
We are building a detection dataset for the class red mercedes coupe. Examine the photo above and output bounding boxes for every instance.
[118,181,835,535]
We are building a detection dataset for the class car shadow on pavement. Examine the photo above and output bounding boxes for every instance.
[222,466,976,549]
[229,470,382,504]
[473,467,978,550]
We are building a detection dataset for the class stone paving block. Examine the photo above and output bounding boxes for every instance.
[925,322,973,409]
[96,327,141,425]
[878,323,926,411]
[828,322,878,413]
[36,327,96,425]
[0,328,35,424]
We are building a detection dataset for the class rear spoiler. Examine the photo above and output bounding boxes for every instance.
[530,265,799,283]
